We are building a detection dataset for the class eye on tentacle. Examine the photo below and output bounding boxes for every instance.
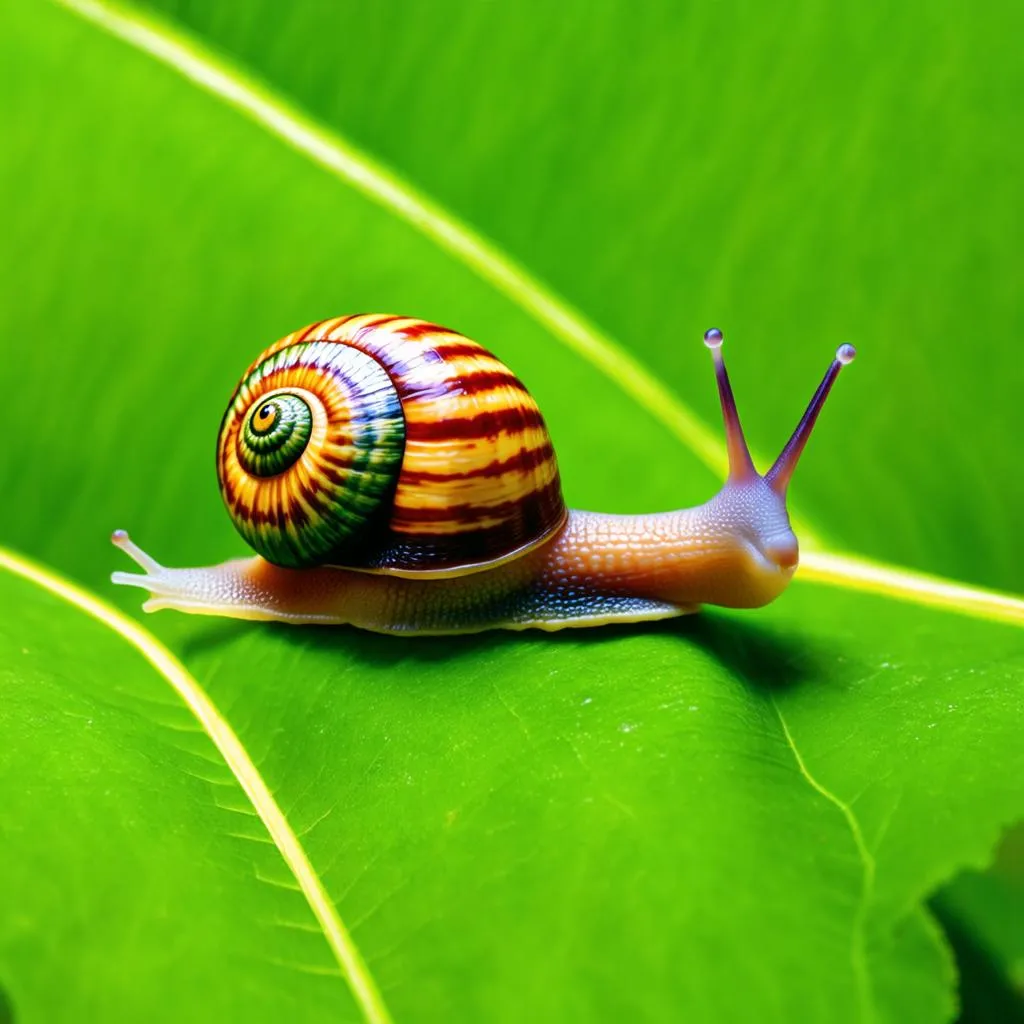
[765,342,857,495]
[703,327,856,491]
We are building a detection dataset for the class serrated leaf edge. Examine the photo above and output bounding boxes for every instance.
[0,547,395,1024]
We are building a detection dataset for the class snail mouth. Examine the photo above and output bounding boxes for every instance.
[765,539,799,572]
[746,535,799,576]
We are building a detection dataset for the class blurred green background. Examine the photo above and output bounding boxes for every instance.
[0,1,1021,1022]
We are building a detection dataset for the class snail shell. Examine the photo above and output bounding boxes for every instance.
[217,314,567,576]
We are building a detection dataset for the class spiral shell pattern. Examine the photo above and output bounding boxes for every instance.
[218,315,567,575]
[218,339,405,569]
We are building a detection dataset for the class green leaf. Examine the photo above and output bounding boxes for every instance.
[163,579,1024,1023]
[0,1,1021,1022]
[0,562,366,1023]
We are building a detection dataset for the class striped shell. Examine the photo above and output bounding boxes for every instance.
[217,315,567,576]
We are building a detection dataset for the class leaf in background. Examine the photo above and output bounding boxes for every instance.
[132,0,1024,593]
[0,2,1021,1023]
[0,0,717,588]
[933,828,1024,1021]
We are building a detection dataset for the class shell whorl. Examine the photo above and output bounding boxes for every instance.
[218,340,405,568]
[217,315,567,575]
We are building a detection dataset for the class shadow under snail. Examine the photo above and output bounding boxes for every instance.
[112,314,856,635]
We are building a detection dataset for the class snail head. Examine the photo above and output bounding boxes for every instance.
[697,328,856,606]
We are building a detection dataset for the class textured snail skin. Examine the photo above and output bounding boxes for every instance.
[112,319,853,635]
[111,480,798,634]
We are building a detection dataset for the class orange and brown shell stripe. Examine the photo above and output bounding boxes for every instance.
[259,315,568,576]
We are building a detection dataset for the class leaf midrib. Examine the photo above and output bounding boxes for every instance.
[54,0,1024,626]
[0,547,395,1024]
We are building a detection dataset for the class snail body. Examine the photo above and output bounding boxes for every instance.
[113,315,855,635]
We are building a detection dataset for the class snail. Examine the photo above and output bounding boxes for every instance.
[112,314,855,635]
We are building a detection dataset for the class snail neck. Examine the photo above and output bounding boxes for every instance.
[550,480,798,610]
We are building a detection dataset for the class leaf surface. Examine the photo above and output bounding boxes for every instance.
[0,565,360,1023]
